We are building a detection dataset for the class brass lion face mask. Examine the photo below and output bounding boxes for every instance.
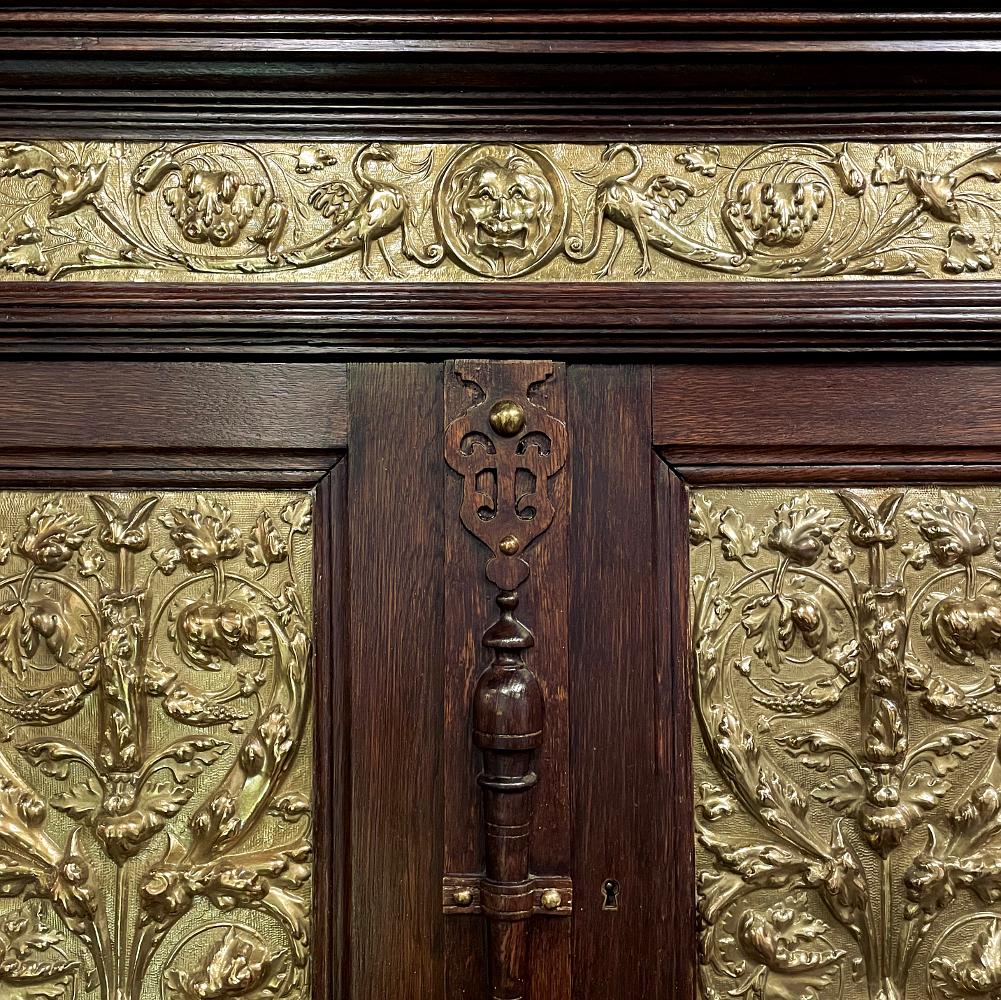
[449,151,555,274]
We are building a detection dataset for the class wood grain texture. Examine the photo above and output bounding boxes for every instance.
[568,365,668,1000]
[0,362,347,449]
[8,9,1001,52]
[9,285,1001,355]
[655,363,1001,464]
[312,462,349,1000]
[348,363,444,1000]
[442,359,571,1000]
[657,461,695,1000]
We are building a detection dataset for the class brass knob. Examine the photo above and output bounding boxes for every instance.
[453,889,474,907]
[540,889,562,911]
[489,400,525,437]
[498,534,521,555]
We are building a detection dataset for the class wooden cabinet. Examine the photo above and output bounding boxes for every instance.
[3,8,1001,1000]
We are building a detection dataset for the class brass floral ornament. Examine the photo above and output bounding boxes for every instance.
[691,486,1001,1000]
[0,490,314,1000]
[7,140,1001,281]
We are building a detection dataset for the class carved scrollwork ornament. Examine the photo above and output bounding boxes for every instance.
[0,490,315,1000]
[444,361,570,1000]
[690,486,1001,1000]
[7,140,1001,281]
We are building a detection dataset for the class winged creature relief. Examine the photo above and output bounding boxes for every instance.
[0,490,314,1000]
[4,139,1001,281]
[691,487,1001,1000]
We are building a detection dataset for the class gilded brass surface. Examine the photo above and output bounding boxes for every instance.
[691,487,1001,1000]
[6,141,1001,281]
[0,490,314,1000]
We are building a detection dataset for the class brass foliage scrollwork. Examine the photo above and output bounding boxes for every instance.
[691,486,1001,1000]
[0,490,314,1000]
[6,140,1001,281]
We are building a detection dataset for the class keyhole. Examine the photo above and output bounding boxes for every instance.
[601,879,620,911]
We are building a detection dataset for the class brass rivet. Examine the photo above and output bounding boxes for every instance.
[540,889,562,911]
[499,534,521,555]
[454,889,474,907]
[489,400,525,437]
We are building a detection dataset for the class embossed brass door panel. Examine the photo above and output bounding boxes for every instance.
[0,362,349,1000]
[651,362,1001,1000]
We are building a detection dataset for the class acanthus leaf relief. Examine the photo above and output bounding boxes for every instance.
[691,487,1001,1000]
[0,490,314,1000]
[7,140,1001,281]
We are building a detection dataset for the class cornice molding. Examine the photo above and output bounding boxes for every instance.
[5,10,1001,52]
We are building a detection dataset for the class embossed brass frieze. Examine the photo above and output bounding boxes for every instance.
[690,487,1001,1000]
[6,141,1001,282]
[0,490,314,1000]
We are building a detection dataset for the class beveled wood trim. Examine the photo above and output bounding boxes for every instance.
[655,458,695,1000]
[676,463,1001,485]
[313,462,349,1000]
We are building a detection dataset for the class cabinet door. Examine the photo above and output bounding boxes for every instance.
[653,362,1001,1000]
[0,362,348,1000]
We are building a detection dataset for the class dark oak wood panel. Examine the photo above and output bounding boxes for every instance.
[348,363,445,1000]
[655,362,1001,464]
[568,365,668,1000]
[0,362,347,449]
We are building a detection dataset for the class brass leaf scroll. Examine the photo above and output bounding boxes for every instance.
[689,486,1001,1000]
[6,140,1001,282]
[0,490,314,1000]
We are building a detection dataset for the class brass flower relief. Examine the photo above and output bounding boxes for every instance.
[5,140,1001,281]
[691,486,1001,1000]
[0,490,314,1000]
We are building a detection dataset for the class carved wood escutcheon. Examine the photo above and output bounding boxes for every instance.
[444,360,571,1000]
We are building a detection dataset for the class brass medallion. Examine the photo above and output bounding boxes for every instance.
[691,487,1001,1000]
[434,143,570,278]
[4,140,1001,282]
[0,490,314,1000]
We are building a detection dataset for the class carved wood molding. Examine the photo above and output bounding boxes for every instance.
[6,140,1001,283]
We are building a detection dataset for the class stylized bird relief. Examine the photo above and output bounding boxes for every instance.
[566,141,736,277]
[295,142,444,279]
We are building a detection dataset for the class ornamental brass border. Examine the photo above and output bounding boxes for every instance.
[5,140,1001,282]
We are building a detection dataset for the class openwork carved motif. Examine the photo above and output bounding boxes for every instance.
[6,140,1001,281]
[444,361,570,1000]
[691,486,1001,1000]
[0,490,314,1000]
